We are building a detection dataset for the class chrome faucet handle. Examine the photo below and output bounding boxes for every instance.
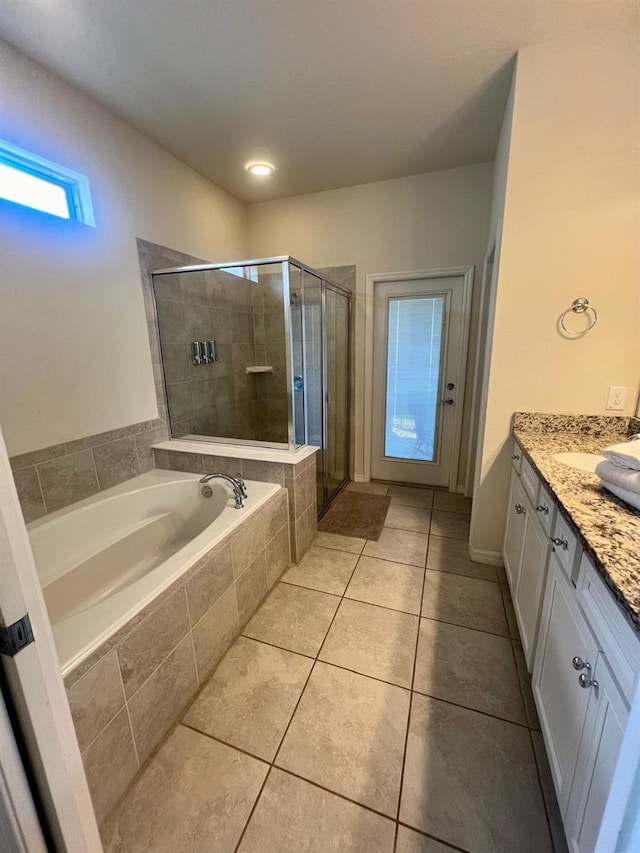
[235,474,247,497]
[233,485,245,509]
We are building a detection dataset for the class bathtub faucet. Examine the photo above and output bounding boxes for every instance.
[199,473,246,509]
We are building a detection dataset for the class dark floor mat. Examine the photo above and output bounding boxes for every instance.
[318,490,391,540]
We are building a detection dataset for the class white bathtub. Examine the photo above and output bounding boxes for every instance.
[28,469,279,675]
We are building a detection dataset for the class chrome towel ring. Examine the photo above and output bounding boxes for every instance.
[559,297,598,338]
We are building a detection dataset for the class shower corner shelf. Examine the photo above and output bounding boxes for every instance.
[245,365,274,374]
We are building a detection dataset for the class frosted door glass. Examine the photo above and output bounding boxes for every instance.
[384,296,444,461]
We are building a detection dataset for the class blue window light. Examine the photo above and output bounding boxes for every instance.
[0,138,95,225]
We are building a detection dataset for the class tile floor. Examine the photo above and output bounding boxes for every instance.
[101,482,567,853]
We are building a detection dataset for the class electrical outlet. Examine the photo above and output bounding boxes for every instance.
[606,386,627,411]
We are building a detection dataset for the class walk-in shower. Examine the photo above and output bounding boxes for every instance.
[150,257,351,514]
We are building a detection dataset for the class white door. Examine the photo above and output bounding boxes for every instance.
[0,427,102,851]
[371,273,470,486]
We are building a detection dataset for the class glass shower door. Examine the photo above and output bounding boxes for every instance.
[324,286,350,501]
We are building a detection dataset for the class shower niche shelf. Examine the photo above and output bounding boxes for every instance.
[245,365,274,374]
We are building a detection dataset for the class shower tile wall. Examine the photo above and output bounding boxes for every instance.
[155,270,262,442]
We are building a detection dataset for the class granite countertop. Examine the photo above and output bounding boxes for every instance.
[512,413,640,632]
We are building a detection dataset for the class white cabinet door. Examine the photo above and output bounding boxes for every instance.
[565,653,628,853]
[503,471,527,589]
[533,553,599,815]
[514,509,550,668]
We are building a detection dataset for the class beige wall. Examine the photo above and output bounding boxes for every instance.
[247,164,494,484]
[470,28,640,555]
[0,42,247,456]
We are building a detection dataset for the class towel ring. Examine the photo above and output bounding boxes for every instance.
[559,297,598,338]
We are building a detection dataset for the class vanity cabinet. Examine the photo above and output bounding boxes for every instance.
[503,455,553,667]
[532,553,599,814]
[503,471,527,587]
[503,436,640,853]
[564,651,628,853]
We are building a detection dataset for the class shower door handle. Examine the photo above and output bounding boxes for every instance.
[293,376,304,392]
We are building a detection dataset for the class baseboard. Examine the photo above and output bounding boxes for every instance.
[469,547,504,567]
[455,483,466,495]
[352,473,367,483]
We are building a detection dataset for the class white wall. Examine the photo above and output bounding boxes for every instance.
[0,42,247,456]
[247,164,494,483]
[471,28,640,555]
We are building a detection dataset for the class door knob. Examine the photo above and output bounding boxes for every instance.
[446,382,455,390]
[444,398,454,405]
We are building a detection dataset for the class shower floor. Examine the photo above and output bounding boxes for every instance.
[99,483,566,853]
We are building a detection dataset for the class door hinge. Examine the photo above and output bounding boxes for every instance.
[0,614,35,657]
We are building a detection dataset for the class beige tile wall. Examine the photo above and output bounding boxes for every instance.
[153,447,317,562]
[64,486,290,825]
[10,418,169,522]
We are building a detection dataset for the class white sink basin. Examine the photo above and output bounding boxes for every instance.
[552,452,606,472]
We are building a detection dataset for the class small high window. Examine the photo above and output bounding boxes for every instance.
[0,139,95,225]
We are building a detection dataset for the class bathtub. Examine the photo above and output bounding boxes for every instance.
[28,469,280,676]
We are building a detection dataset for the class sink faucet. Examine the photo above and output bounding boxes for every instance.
[199,473,246,508]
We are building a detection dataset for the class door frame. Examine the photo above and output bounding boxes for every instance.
[363,266,473,490]
[0,426,101,851]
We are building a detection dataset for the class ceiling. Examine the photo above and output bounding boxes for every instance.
[1,1,636,203]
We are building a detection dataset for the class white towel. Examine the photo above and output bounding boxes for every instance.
[595,460,640,495]
[602,439,640,471]
[600,481,640,513]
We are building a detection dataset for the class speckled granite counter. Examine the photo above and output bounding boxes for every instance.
[512,413,640,632]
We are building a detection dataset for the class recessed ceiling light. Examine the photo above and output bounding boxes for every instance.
[246,161,274,177]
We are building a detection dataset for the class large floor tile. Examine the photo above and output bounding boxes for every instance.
[283,546,358,595]
[276,662,410,816]
[345,555,424,615]
[400,694,551,853]
[319,599,418,687]
[346,481,389,495]
[421,570,508,635]
[363,527,428,568]
[101,725,267,853]
[243,583,340,657]
[426,535,497,582]
[313,531,367,554]
[395,825,458,853]
[413,618,526,724]
[429,510,470,540]
[237,768,396,853]
[388,485,434,508]
[385,504,431,534]
[183,637,312,761]
[432,492,472,515]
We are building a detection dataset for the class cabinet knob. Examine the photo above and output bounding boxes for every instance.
[578,673,598,690]
[572,656,591,672]
[515,503,526,515]
[512,453,520,460]
[551,536,568,549]
[536,504,549,515]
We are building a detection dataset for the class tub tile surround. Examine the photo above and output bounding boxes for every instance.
[64,486,291,823]
[154,443,318,562]
[10,418,169,521]
[512,411,640,630]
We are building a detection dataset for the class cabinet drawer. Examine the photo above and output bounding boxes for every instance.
[511,440,523,474]
[521,455,539,504]
[576,553,640,703]
[534,482,556,536]
[550,512,581,582]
